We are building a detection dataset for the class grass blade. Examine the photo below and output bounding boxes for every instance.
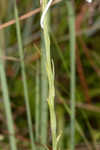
[66,1,76,150]
[0,29,17,150]
[14,2,36,150]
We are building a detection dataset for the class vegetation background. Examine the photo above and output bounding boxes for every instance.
[0,0,100,150]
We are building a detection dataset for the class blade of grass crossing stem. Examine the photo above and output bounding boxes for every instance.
[14,3,36,150]
[40,0,48,148]
[66,1,76,150]
[41,0,57,150]
[0,29,17,150]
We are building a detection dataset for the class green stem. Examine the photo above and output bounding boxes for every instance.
[66,1,76,150]
[14,3,36,150]
[40,0,48,148]
[41,0,57,150]
[35,60,40,141]
[40,37,48,148]
[0,29,17,150]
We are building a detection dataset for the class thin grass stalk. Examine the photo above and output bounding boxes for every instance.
[14,2,36,150]
[40,0,48,147]
[35,60,40,141]
[41,0,57,150]
[0,29,17,150]
[66,1,76,150]
[40,36,48,148]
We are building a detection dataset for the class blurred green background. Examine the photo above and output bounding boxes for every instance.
[0,0,100,149]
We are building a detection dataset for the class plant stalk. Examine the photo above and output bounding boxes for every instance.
[41,0,57,150]
[66,1,76,150]
[14,2,36,150]
[0,28,17,150]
